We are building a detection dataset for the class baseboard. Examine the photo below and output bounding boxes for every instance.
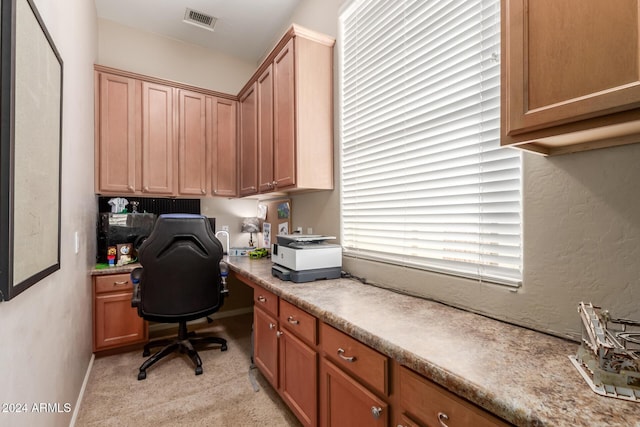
[148,307,253,334]
[68,353,95,427]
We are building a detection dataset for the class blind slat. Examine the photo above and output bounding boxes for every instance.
[340,0,521,286]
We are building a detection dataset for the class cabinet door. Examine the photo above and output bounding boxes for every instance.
[279,329,318,427]
[211,97,238,197]
[257,64,275,193]
[141,82,175,194]
[273,38,296,190]
[254,306,279,389]
[94,291,146,351]
[178,90,208,196]
[239,84,258,196]
[320,358,388,427]
[399,366,510,427]
[96,72,137,194]
[503,0,640,136]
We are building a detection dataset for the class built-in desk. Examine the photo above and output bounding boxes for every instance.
[226,257,640,427]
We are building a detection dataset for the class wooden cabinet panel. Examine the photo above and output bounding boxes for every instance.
[257,65,275,193]
[273,38,296,190]
[254,306,279,389]
[96,72,137,194]
[395,413,420,427]
[211,97,238,197]
[502,0,640,154]
[237,27,334,195]
[398,366,510,427]
[320,322,389,396]
[252,283,319,427]
[320,358,388,427]
[254,286,278,317]
[239,84,258,196]
[94,273,133,294]
[141,82,175,194]
[280,299,317,346]
[93,273,147,352]
[178,90,208,196]
[96,66,239,197]
[279,328,318,427]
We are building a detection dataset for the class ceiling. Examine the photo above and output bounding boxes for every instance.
[94,0,303,62]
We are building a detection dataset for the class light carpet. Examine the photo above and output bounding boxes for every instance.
[75,313,301,426]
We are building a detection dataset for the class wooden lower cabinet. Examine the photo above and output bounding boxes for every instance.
[93,273,147,352]
[279,327,318,426]
[252,285,318,427]
[242,274,510,427]
[397,366,511,427]
[254,305,279,388]
[319,358,388,427]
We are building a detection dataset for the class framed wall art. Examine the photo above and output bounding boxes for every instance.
[0,0,63,301]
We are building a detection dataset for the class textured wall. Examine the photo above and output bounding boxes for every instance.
[0,0,98,426]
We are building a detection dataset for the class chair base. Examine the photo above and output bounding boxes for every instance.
[137,321,227,380]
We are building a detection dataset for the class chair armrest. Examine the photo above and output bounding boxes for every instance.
[131,267,143,307]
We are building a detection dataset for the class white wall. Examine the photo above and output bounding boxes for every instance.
[98,19,256,94]
[0,1,98,426]
[287,0,640,340]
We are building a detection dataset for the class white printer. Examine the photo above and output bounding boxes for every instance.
[271,235,342,283]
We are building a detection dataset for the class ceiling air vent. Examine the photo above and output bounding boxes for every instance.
[183,8,217,31]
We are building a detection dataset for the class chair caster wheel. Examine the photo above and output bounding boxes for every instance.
[195,366,203,375]
[221,344,228,351]
[138,371,147,381]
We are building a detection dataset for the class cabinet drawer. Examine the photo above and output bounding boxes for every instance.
[254,286,278,317]
[399,366,510,427]
[320,323,388,396]
[279,299,317,345]
[95,273,133,294]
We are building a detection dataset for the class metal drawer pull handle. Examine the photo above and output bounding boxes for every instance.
[371,406,382,419]
[437,412,449,427]
[257,296,266,303]
[337,348,356,362]
[276,331,283,337]
[269,323,276,330]
[287,316,299,325]
[113,280,128,286]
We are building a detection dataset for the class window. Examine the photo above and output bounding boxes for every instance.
[340,0,522,285]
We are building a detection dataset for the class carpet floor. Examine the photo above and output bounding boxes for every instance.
[75,313,302,426]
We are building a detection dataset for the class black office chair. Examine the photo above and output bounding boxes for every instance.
[131,214,229,380]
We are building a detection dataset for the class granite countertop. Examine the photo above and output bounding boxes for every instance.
[225,257,640,427]
[90,263,141,276]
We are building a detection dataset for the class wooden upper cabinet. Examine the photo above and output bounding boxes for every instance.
[141,82,175,194]
[236,25,335,195]
[178,90,208,196]
[239,83,258,196]
[273,38,297,190]
[258,65,275,193]
[95,72,137,194]
[211,97,238,197]
[502,0,640,155]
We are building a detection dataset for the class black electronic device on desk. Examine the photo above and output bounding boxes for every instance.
[271,235,342,283]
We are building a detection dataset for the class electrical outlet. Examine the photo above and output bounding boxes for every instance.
[74,231,80,254]
[222,225,229,232]
[307,227,313,235]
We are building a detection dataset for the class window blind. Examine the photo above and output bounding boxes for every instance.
[340,0,522,285]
